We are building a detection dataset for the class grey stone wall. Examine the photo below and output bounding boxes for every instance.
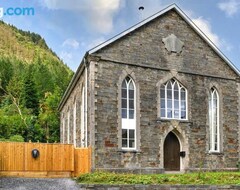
[60,9,240,173]
[94,10,237,79]
[90,9,239,172]
[92,60,239,172]
[60,66,87,147]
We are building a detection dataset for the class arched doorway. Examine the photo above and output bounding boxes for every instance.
[164,132,180,171]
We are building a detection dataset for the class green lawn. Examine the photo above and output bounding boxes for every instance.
[77,171,240,185]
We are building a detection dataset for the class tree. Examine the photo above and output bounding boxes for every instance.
[22,75,39,115]
[24,116,44,142]
[0,75,28,127]
[31,61,54,97]
[0,58,13,98]
[38,87,62,142]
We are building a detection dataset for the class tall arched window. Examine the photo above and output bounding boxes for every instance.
[160,79,187,120]
[67,108,70,144]
[209,88,220,152]
[121,76,136,149]
[81,86,85,147]
[62,113,65,143]
[73,100,76,147]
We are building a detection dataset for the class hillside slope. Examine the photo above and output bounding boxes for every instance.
[0,21,74,142]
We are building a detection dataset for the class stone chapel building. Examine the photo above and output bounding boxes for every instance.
[58,4,240,173]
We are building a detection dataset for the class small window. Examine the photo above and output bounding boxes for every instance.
[160,79,187,120]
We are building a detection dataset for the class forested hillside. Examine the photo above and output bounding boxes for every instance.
[0,20,73,142]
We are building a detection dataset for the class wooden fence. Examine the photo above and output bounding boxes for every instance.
[0,142,91,178]
[74,147,92,176]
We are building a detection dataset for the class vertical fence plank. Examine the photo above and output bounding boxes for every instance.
[15,143,24,171]
[63,145,68,170]
[74,147,91,176]
[47,144,53,171]
[0,142,2,171]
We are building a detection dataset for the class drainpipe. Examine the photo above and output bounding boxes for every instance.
[84,58,88,147]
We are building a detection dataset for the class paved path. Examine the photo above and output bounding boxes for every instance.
[0,177,81,190]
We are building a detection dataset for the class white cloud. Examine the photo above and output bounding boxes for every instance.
[182,8,195,18]
[192,17,233,52]
[192,17,221,47]
[62,39,79,49]
[41,0,122,34]
[60,51,72,62]
[218,0,240,17]
[87,37,106,50]
[41,0,120,11]
[182,8,233,52]
[222,40,233,52]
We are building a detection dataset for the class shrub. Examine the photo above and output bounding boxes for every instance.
[77,172,240,185]
[0,137,7,142]
[9,135,24,142]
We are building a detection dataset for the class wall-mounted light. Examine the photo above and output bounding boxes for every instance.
[32,149,40,159]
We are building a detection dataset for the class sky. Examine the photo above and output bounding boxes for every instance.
[1,0,240,72]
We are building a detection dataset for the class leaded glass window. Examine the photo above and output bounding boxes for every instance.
[160,79,187,120]
[209,88,220,152]
[121,76,136,149]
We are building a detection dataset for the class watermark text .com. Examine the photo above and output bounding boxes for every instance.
[0,7,35,18]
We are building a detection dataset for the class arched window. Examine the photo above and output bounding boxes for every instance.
[73,99,76,147]
[81,86,86,147]
[209,88,220,152]
[62,113,65,143]
[67,107,70,144]
[121,76,136,149]
[160,79,187,120]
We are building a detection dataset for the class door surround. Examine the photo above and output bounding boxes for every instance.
[159,124,189,172]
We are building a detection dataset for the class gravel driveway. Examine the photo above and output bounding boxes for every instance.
[0,177,81,190]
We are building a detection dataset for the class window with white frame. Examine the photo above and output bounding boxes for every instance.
[73,100,76,147]
[62,113,65,143]
[160,79,187,120]
[209,87,220,152]
[81,86,85,147]
[121,76,136,149]
[67,109,70,144]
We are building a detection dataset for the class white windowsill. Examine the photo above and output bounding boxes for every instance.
[118,149,141,153]
[208,151,223,155]
[157,118,191,123]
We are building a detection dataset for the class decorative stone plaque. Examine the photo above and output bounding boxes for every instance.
[162,34,184,53]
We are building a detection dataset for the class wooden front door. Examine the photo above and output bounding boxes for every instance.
[164,132,180,171]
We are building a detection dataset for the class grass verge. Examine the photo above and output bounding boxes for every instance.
[77,171,240,185]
